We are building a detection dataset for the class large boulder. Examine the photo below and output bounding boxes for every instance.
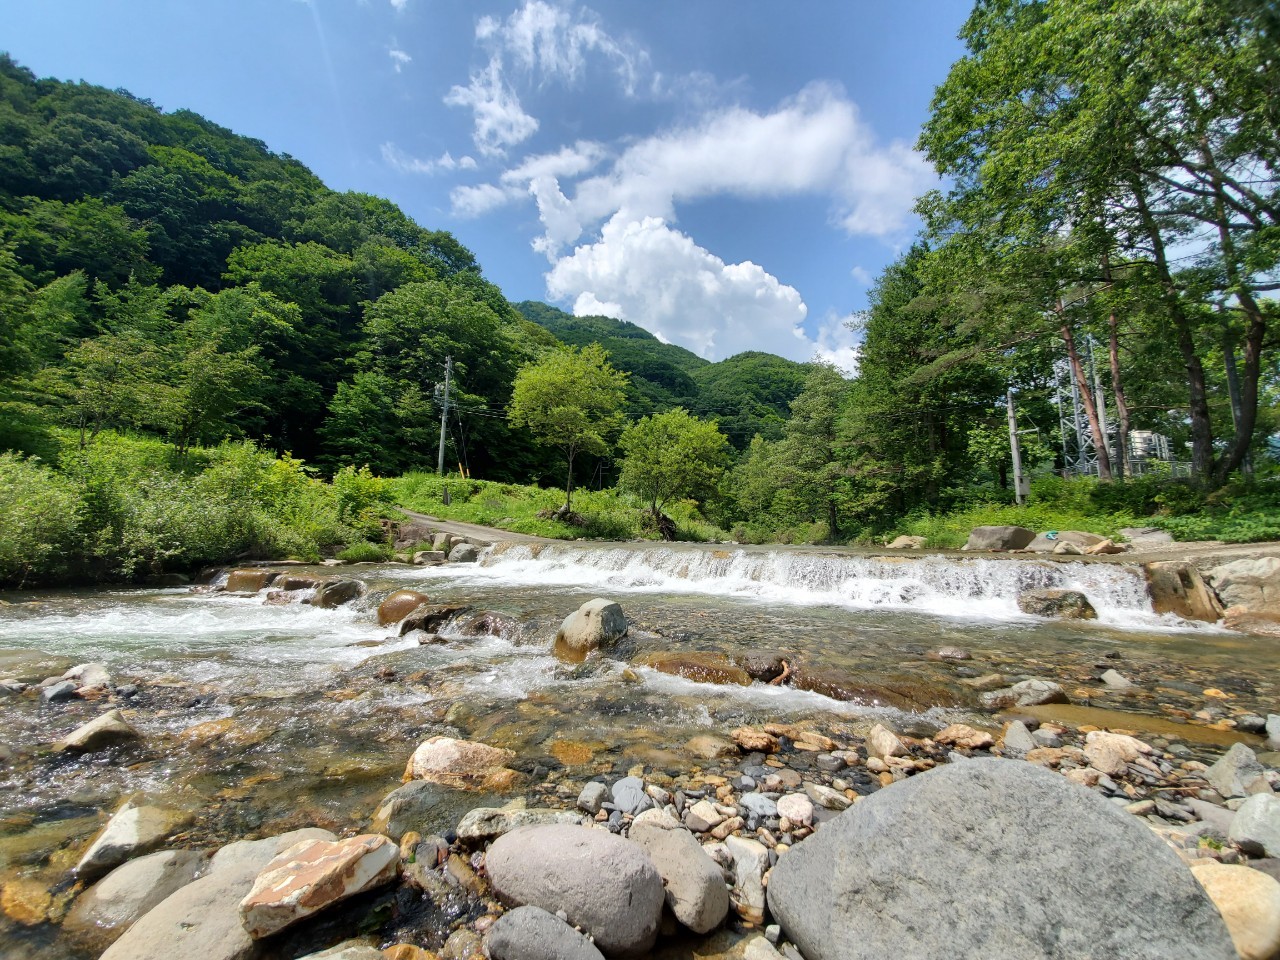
[402,736,522,792]
[1206,557,1280,615]
[1016,589,1098,620]
[484,824,664,958]
[239,834,399,938]
[962,526,1035,551]
[628,810,729,934]
[1205,742,1268,798]
[64,848,210,952]
[447,542,481,563]
[100,828,335,960]
[377,590,430,626]
[553,598,627,662]
[766,758,1235,960]
[1145,561,1225,622]
[484,905,605,960]
[312,578,367,609]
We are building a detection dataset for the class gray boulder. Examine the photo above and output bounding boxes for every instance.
[766,758,1236,960]
[485,905,606,960]
[1205,556,1280,613]
[455,807,585,843]
[577,781,608,815]
[610,775,653,815]
[448,542,481,563]
[553,598,628,660]
[76,797,193,880]
[312,577,367,608]
[64,848,210,952]
[1205,742,1267,798]
[100,827,335,960]
[962,525,1035,551]
[1229,793,1280,857]
[629,811,729,934]
[484,824,664,957]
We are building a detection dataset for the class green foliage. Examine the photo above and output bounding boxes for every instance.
[335,541,393,563]
[1152,481,1280,543]
[0,453,84,586]
[618,408,730,515]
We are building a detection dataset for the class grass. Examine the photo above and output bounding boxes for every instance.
[389,472,726,542]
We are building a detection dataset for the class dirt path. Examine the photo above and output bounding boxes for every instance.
[396,509,553,545]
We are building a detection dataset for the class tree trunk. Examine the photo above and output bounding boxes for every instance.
[1131,180,1215,483]
[1058,314,1113,480]
[564,450,575,514]
[1102,254,1132,480]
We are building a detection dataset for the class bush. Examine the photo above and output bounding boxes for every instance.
[335,541,393,563]
[0,453,83,586]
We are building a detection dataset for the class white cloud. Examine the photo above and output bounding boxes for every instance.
[444,57,540,157]
[382,142,477,175]
[810,312,861,375]
[389,0,408,10]
[547,214,812,360]
[388,43,411,73]
[850,265,873,285]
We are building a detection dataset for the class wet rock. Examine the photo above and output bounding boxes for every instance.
[312,577,367,609]
[42,679,79,702]
[886,536,926,549]
[767,758,1236,960]
[554,598,627,661]
[76,798,193,880]
[637,651,752,686]
[1189,860,1280,960]
[1017,589,1098,620]
[982,678,1069,710]
[629,810,729,934]
[485,824,664,958]
[687,735,739,760]
[377,590,430,626]
[447,542,481,563]
[725,834,769,925]
[1145,561,1225,623]
[224,569,276,592]
[734,651,789,683]
[1205,743,1267,798]
[1100,668,1134,688]
[63,661,112,688]
[399,603,473,635]
[962,525,1035,551]
[1229,794,1280,857]
[100,828,335,960]
[455,807,585,843]
[239,833,399,938]
[64,849,210,951]
[57,709,141,752]
[372,781,487,841]
[733,727,780,753]
[403,736,522,793]
[484,905,605,960]
[789,667,962,710]
[934,723,994,751]
[274,574,320,591]
[458,611,518,636]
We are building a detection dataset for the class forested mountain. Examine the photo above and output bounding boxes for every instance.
[518,301,808,448]
[0,54,555,478]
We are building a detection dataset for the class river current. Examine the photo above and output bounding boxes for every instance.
[0,543,1274,958]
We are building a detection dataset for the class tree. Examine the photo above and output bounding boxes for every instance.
[508,344,628,515]
[618,408,729,536]
[774,363,852,541]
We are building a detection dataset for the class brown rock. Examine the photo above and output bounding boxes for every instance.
[239,834,399,939]
[734,650,790,682]
[1,876,52,925]
[1146,562,1225,623]
[402,736,523,792]
[733,727,780,753]
[1224,607,1280,639]
[686,735,739,760]
[398,603,473,636]
[934,724,995,750]
[384,946,442,960]
[224,569,277,592]
[312,578,367,609]
[1083,731,1151,776]
[1017,589,1098,620]
[377,591,431,626]
[789,667,966,710]
[636,651,752,686]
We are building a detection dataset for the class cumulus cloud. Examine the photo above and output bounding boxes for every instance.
[809,312,861,375]
[547,214,811,360]
[382,142,476,175]
[388,43,411,73]
[850,265,873,286]
[389,0,408,10]
[446,1,647,156]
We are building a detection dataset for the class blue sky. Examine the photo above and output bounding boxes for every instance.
[2,1,970,365]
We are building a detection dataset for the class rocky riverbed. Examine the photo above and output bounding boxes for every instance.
[2,536,1280,959]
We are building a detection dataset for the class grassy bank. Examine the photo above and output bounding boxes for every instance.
[0,433,394,588]
[390,472,726,542]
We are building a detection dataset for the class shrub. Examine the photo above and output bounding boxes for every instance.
[0,453,84,586]
[336,541,393,563]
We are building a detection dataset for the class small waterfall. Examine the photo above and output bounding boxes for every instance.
[476,543,1162,625]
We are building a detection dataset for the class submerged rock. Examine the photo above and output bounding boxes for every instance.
[455,807,585,843]
[484,824,664,958]
[398,603,473,636]
[312,577,367,609]
[403,736,522,792]
[637,651,752,686]
[766,758,1236,960]
[64,849,210,952]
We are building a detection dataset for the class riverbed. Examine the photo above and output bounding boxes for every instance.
[0,543,1274,958]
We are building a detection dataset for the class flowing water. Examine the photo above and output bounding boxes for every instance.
[0,542,1275,958]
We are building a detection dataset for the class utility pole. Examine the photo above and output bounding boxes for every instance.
[437,356,452,477]
[1007,388,1028,506]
